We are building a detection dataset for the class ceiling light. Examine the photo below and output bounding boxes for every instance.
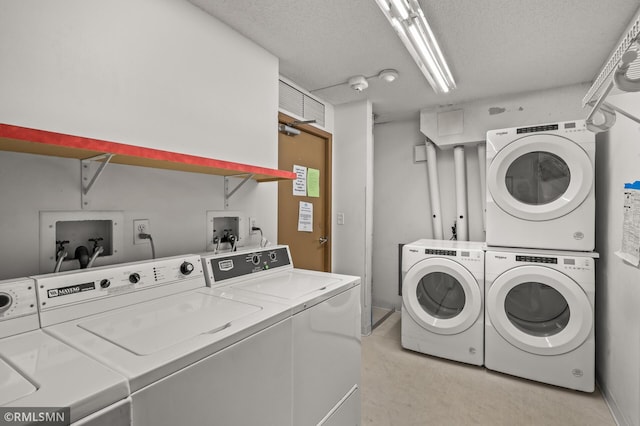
[374,0,456,93]
[378,69,399,83]
[348,75,369,92]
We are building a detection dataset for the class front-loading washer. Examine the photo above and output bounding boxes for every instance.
[484,248,597,392]
[0,277,131,425]
[33,254,294,426]
[201,246,361,426]
[401,239,485,366]
[486,119,595,251]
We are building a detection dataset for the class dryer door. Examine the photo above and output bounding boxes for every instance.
[486,265,592,355]
[487,134,593,221]
[403,258,481,335]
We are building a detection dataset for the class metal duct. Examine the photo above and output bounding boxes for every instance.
[454,145,468,241]
[425,140,444,239]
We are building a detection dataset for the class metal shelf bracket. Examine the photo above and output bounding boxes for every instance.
[224,174,254,209]
[81,153,114,209]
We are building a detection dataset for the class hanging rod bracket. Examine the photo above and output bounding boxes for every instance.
[81,153,114,209]
[224,174,254,209]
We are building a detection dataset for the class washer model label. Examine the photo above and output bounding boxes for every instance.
[218,260,234,271]
[47,282,96,298]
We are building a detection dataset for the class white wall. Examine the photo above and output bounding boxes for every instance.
[0,151,274,279]
[420,83,590,147]
[333,100,373,335]
[594,91,640,426]
[0,1,279,278]
[0,0,278,168]
[372,119,483,310]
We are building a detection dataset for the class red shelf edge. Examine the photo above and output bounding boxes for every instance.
[0,123,295,180]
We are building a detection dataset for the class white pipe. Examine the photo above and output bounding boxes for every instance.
[425,140,444,240]
[477,143,486,233]
[453,145,468,241]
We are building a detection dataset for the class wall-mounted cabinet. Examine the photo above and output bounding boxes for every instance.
[0,123,295,182]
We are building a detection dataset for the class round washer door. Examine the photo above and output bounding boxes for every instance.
[487,134,593,221]
[403,257,481,335]
[486,265,592,355]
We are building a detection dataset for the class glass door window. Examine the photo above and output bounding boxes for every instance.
[504,282,570,337]
[416,272,466,320]
[505,152,571,205]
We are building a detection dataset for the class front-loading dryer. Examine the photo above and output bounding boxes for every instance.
[401,239,484,366]
[486,120,595,251]
[484,248,597,392]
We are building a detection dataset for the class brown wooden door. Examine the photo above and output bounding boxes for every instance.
[278,113,332,271]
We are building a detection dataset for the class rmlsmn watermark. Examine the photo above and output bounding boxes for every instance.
[0,407,70,425]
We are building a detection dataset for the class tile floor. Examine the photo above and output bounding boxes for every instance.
[361,312,614,426]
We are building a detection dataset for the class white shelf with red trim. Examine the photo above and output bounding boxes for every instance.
[0,123,294,208]
[0,123,294,181]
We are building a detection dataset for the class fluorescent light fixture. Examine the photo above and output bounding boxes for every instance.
[374,0,456,93]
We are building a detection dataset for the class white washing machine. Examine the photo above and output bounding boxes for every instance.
[484,248,597,392]
[486,120,595,251]
[34,255,294,426]
[0,277,131,425]
[201,246,361,426]
[401,240,484,366]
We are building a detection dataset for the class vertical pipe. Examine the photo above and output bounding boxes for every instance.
[477,143,486,233]
[454,145,468,241]
[425,140,444,239]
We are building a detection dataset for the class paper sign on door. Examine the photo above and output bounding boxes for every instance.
[293,165,307,196]
[298,201,313,232]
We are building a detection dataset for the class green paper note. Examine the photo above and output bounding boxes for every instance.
[307,168,320,197]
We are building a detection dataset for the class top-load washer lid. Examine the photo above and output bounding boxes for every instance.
[44,288,291,393]
[0,358,36,405]
[233,272,341,300]
[78,291,261,356]
[202,246,360,312]
[0,330,129,423]
[221,269,360,314]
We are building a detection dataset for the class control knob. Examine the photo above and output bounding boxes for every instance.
[180,262,194,275]
[0,292,12,314]
[129,273,141,284]
[100,279,111,289]
[251,255,260,265]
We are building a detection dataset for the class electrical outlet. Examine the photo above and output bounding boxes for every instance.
[133,219,150,245]
[249,217,257,235]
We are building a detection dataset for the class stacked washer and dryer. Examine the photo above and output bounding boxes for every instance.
[484,120,598,392]
[401,120,598,393]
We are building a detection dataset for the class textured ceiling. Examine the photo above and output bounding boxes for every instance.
[189,0,640,123]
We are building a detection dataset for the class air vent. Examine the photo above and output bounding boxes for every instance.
[279,80,325,127]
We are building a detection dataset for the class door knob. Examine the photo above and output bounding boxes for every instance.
[319,237,328,245]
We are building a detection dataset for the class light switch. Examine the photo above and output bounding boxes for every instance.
[337,212,345,225]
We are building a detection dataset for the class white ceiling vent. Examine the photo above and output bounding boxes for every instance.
[279,80,325,127]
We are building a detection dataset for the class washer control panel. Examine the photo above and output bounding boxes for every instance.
[0,278,37,321]
[205,246,292,285]
[35,255,204,310]
[501,252,594,272]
